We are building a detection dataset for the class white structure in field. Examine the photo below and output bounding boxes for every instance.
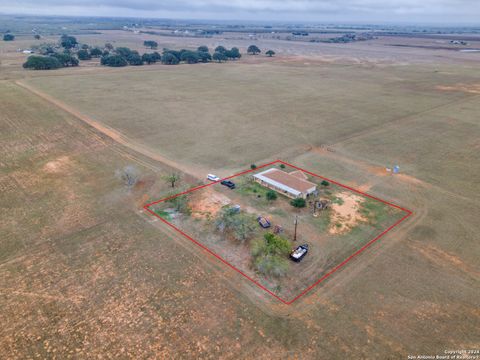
[253,168,317,199]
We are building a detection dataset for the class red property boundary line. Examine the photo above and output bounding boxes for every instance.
[144,160,413,305]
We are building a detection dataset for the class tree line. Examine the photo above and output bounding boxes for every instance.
[23,34,276,70]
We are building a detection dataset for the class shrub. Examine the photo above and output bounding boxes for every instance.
[161,52,179,65]
[50,53,79,67]
[23,55,62,70]
[266,50,275,57]
[251,233,291,277]
[250,164,257,170]
[90,48,103,57]
[266,190,277,201]
[290,198,306,208]
[197,45,209,52]
[321,180,330,186]
[127,53,143,65]
[215,209,257,243]
[279,164,286,169]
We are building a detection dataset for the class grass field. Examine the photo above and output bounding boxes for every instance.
[1,27,479,358]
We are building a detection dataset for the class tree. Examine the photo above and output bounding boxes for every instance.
[34,34,41,40]
[180,50,199,64]
[115,47,133,58]
[214,45,227,54]
[266,190,278,201]
[142,53,157,64]
[212,51,227,62]
[100,54,128,67]
[143,40,158,49]
[90,48,103,57]
[290,198,306,208]
[104,43,114,51]
[3,34,15,41]
[50,53,79,67]
[215,209,257,243]
[127,53,143,65]
[250,164,257,170]
[164,173,180,188]
[166,194,190,214]
[266,50,275,57]
[23,56,62,70]
[279,164,286,169]
[115,165,140,187]
[161,52,179,65]
[197,45,209,53]
[196,51,211,63]
[77,49,91,60]
[251,233,291,277]
[81,44,89,50]
[321,180,330,187]
[225,47,242,60]
[60,35,77,49]
[247,45,261,55]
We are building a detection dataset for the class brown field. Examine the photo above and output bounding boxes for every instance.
[1,27,479,358]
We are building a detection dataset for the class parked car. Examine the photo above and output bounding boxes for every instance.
[220,180,236,189]
[257,216,271,228]
[207,174,220,182]
[290,244,309,262]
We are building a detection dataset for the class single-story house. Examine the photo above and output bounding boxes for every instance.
[253,168,317,199]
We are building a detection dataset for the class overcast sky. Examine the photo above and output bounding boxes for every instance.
[0,0,479,25]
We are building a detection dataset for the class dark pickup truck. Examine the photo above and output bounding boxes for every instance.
[220,180,236,189]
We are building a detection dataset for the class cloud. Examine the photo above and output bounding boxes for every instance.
[1,0,479,24]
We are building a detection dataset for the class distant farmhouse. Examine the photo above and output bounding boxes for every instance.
[253,168,317,199]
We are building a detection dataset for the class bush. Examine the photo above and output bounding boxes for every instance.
[127,53,143,65]
[321,180,330,186]
[23,55,62,70]
[250,164,257,170]
[60,35,77,49]
[180,50,199,64]
[196,51,211,63]
[215,209,257,243]
[100,54,128,67]
[197,45,209,52]
[90,48,103,57]
[212,52,227,62]
[115,47,133,58]
[214,45,227,53]
[266,50,275,57]
[144,40,158,49]
[266,190,277,201]
[279,164,286,169]
[290,198,306,208]
[3,34,15,41]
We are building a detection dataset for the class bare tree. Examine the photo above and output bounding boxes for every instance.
[116,165,140,188]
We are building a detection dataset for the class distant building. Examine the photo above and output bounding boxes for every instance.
[253,168,317,199]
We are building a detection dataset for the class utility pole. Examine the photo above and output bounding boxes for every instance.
[294,215,298,242]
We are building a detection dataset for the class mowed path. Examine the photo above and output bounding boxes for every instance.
[15,80,206,180]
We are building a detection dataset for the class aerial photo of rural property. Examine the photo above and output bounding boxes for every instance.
[0,0,479,359]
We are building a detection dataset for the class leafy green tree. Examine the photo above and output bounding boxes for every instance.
[212,51,227,62]
[251,233,291,277]
[216,209,257,243]
[214,45,227,53]
[23,55,62,70]
[143,40,158,49]
[196,51,211,63]
[104,43,114,51]
[152,51,162,61]
[90,48,103,57]
[142,53,157,64]
[279,164,286,169]
[266,190,278,201]
[77,49,91,60]
[3,34,15,41]
[115,47,133,58]
[266,50,275,57]
[163,173,181,188]
[247,45,261,55]
[60,35,77,49]
[100,55,128,67]
[229,47,241,59]
[180,50,199,64]
[161,52,179,65]
[34,34,41,40]
[127,53,143,65]
[290,198,306,208]
[51,53,79,67]
[321,180,330,187]
[250,164,257,170]
[197,45,209,52]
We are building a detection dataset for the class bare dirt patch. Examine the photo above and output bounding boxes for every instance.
[189,188,231,219]
[436,83,480,94]
[329,192,366,234]
[43,156,72,174]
